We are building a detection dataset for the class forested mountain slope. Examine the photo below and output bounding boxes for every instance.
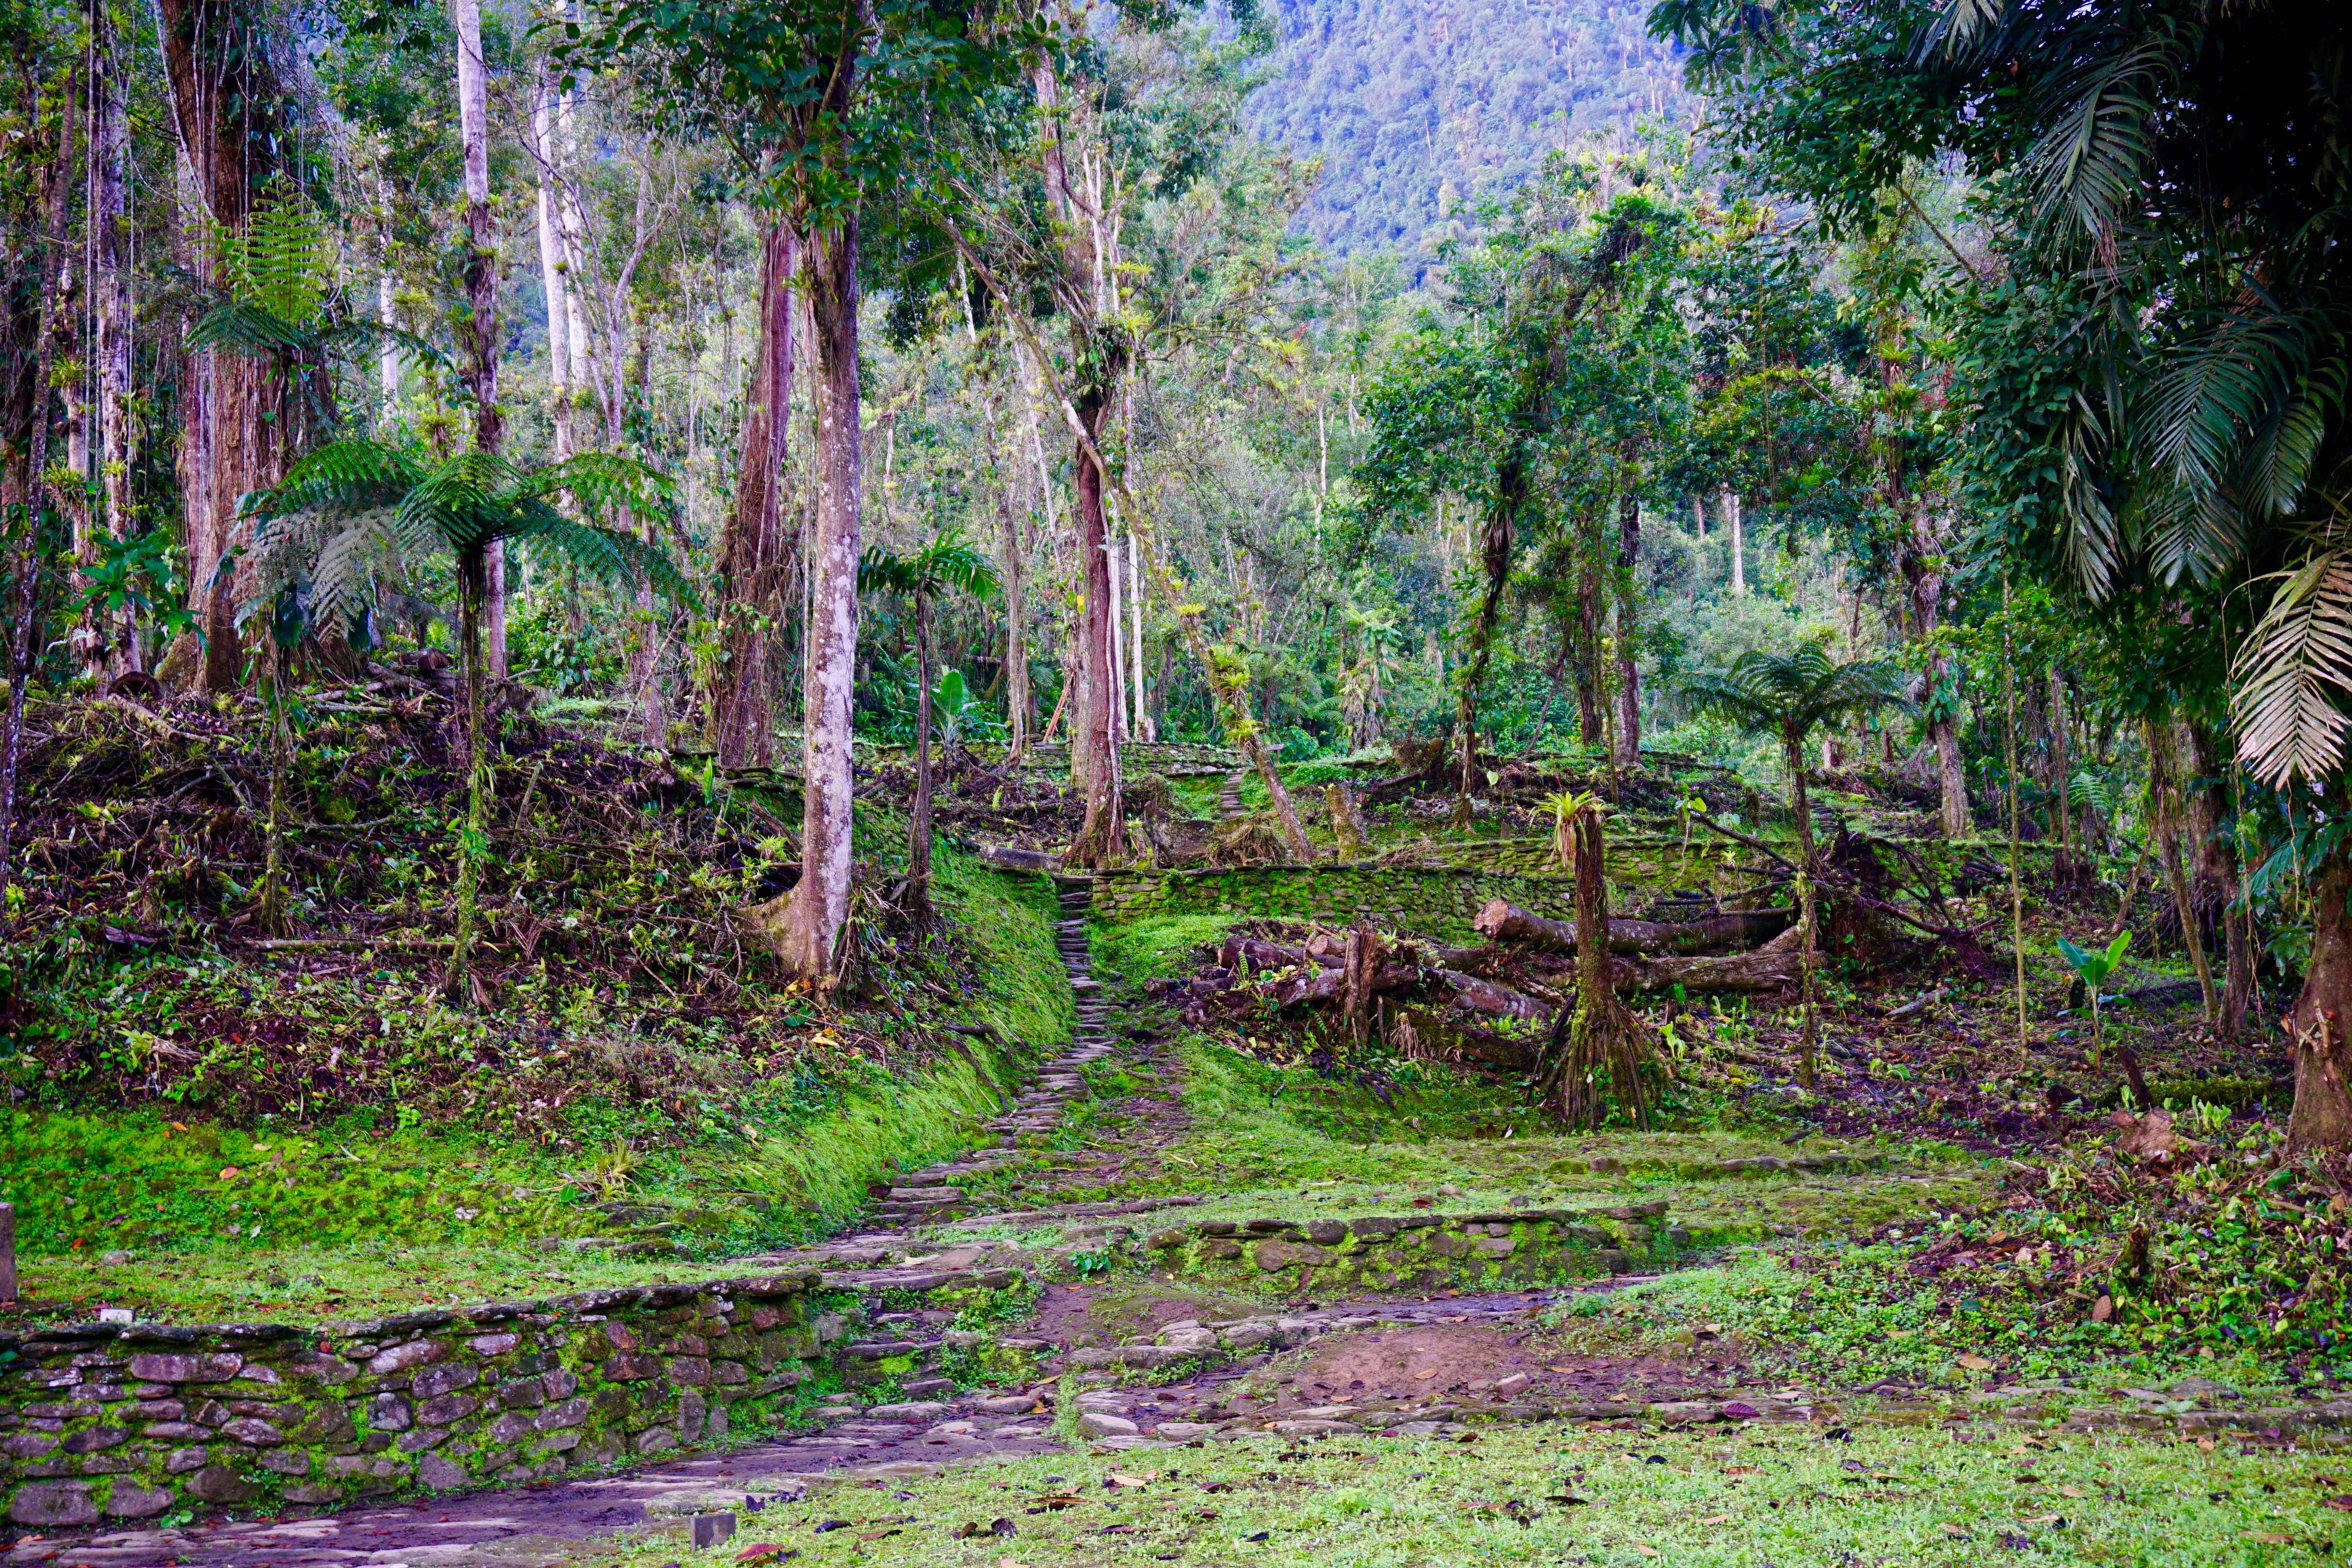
[1241,0,1695,258]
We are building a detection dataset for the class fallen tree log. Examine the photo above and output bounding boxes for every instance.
[1619,923,1806,993]
[1474,898,1794,956]
[1432,969,1552,1021]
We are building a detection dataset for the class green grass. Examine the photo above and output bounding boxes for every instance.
[600,1419,2347,1566]
[1,839,1072,1325]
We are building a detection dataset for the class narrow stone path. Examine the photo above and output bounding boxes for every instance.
[1217,773,1246,821]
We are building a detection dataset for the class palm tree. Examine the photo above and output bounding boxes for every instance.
[857,530,1000,923]
[1682,644,1907,1085]
[240,439,688,998]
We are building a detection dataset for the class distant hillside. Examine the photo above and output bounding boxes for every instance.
[1241,0,1696,261]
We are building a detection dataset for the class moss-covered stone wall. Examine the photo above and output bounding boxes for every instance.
[1143,1201,1680,1294]
[1090,864,1581,941]
[0,1271,843,1526]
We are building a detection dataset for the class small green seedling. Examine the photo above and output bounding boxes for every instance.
[2056,929,2132,1067]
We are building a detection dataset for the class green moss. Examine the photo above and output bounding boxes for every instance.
[596,1417,2344,1567]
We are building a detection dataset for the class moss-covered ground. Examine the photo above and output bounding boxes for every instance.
[2,832,1069,1324]
[599,1420,2344,1567]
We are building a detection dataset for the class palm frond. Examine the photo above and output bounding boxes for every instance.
[858,528,1002,599]
[2231,550,2352,789]
[2022,33,2175,244]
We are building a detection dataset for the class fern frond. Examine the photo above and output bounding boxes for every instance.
[524,451,675,523]
[512,515,699,609]
[188,300,317,358]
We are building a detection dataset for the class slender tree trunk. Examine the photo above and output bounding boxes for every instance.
[2144,715,2217,1022]
[1453,465,1522,812]
[379,243,401,421]
[1129,528,1150,741]
[1691,492,1705,540]
[1573,561,1604,746]
[450,0,503,677]
[1787,731,1818,1089]
[910,586,934,922]
[1722,488,1743,597]
[1107,527,1128,740]
[777,213,862,978]
[1902,526,1968,837]
[92,6,136,680]
[530,80,573,460]
[444,0,500,999]
[446,550,489,999]
[0,73,77,897]
[2290,829,2352,1149]
[1066,386,1125,865]
[713,221,796,771]
[2004,584,2026,1043]
[1612,491,1641,770]
[2048,667,2078,879]
[2186,718,2255,1036]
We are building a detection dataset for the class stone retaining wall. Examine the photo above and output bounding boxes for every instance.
[0,1270,840,1528]
[1090,865,1581,941]
[1142,1201,1681,1294]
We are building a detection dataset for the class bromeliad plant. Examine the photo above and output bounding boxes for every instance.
[238,439,691,997]
[2057,929,2134,1067]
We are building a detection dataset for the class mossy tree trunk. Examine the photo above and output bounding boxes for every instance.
[1543,801,1652,1129]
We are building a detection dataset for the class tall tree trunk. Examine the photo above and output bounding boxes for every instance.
[1612,491,1640,770]
[1573,561,1604,746]
[1129,527,1149,741]
[2144,715,2217,1022]
[1453,463,1522,804]
[158,0,282,693]
[2185,717,2254,1036]
[1066,387,1125,865]
[713,221,796,771]
[91,4,136,679]
[0,69,78,897]
[1786,729,1819,1089]
[909,586,934,921]
[530,80,573,460]
[776,213,862,978]
[1902,521,1968,837]
[1002,470,1029,755]
[445,0,500,999]
[378,241,401,421]
[1721,487,1743,597]
[2290,831,2352,1150]
[2048,667,2079,879]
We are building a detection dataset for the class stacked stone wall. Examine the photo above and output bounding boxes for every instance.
[0,1270,837,1528]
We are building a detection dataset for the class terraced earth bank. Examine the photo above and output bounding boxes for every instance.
[5,838,2347,1568]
